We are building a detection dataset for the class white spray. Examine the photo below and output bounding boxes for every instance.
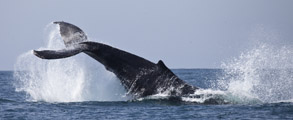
[215,26,293,103]
[182,26,293,104]
[14,24,129,102]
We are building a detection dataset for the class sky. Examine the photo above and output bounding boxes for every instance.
[1,0,293,70]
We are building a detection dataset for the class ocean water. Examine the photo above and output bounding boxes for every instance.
[2,23,293,119]
[1,70,293,119]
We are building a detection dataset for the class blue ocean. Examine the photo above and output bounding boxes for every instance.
[2,24,293,119]
[1,69,293,119]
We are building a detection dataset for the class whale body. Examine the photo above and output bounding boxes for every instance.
[33,21,198,98]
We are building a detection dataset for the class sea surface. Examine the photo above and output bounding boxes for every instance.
[2,23,293,119]
[1,70,293,120]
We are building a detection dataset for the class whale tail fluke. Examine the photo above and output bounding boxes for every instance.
[53,21,88,47]
[33,21,88,59]
[33,47,84,59]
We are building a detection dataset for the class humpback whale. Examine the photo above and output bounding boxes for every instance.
[33,21,198,98]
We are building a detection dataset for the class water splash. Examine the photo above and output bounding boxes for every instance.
[14,24,129,102]
[208,25,293,103]
[216,43,293,103]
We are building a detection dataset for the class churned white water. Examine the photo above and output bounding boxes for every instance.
[213,25,293,103]
[14,24,129,102]
[183,27,293,104]
[217,43,293,103]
